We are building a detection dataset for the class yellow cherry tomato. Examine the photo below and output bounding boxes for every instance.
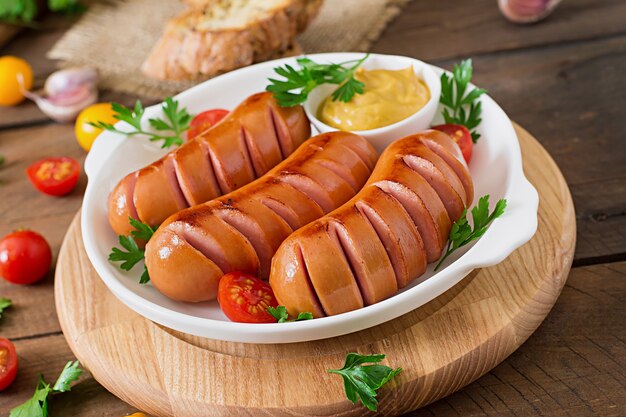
[126,413,148,417]
[75,103,117,151]
[0,56,33,106]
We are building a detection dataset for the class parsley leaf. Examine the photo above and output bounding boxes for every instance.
[89,98,191,149]
[108,217,155,284]
[266,305,313,323]
[0,297,12,320]
[267,54,369,107]
[328,353,402,412]
[10,361,82,417]
[129,217,155,241]
[108,235,144,271]
[52,361,83,392]
[434,195,507,271]
[439,59,486,143]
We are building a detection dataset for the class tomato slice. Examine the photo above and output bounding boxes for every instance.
[26,157,81,196]
[187,109,229,140]
[432,124,473,164]
[0,230,52,285]
[0,338,18,391]
[217,272,278,323]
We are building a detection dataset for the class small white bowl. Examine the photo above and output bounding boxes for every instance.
[303,54,441,154]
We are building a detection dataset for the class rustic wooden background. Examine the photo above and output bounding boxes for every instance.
[1,0,625,415]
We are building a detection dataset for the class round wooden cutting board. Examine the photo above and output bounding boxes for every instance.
[55,124,575,417]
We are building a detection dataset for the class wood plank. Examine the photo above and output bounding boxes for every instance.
[0,335,136,416]
[0,23,153,129]
[409,261,626,416]
[1,262,623,416]
[0,123,85,339]
[431,35,626,261]
[372,0,626,61]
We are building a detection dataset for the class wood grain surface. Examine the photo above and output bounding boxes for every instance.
[1,0,625,415]
[51,126,575,416]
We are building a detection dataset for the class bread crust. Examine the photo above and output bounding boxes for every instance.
[142,0,322,81]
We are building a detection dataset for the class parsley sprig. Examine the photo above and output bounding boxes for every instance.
[266,54,369,107]
[435,195,507,271]
[440,59,486,143]
[90,97,192,149]
[266,305,313,323]
[0,297,12,320]
[10,361,82,417]
[328,353,402,412]
[108,217,155,284]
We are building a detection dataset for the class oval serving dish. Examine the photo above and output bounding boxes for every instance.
[81,53,538,344]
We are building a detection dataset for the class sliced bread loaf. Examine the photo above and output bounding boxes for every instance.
[142,0,322,81]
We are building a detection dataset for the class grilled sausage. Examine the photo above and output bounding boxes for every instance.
[108,91,310,236]
[145,132,378,302]
[270,130,474,317]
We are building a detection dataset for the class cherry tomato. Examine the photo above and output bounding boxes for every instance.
[217,272,278,323]
[0,230,52,285]
[75,103,118,151]
[0,56,33,106]
[0,338,18,391]
[432,123,473,164]
[187,109,229,140]
[26,157,81,196]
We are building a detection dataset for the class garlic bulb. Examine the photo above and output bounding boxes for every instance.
[21,67,99,123]
[499,0,563,23]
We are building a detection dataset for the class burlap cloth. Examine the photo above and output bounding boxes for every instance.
[47,0,411,99]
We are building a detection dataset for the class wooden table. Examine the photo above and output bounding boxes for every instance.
[1,0,625,415]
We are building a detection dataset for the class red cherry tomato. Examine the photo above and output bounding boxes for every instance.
[0,338,18,391]
[432,124,473,164]
[26,157,81,196]
[0,230,52,285]
[187,109,229,140]
[217,272,278,323]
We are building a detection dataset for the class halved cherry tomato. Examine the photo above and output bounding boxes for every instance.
[217,272,278,323]
[187,109,229,140]
[432,123,473,164]
[0,338,18,391]
[26,157,81,196]
[0,230,52,285]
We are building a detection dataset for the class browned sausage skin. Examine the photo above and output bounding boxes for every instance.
[270,130,474,317]
[145,132,378,302]
[108,92,310,237]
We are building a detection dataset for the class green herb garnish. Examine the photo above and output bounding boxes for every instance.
[0,0,82,24]
[328,353,402,412]
[90,97,192,149]
[10,361,82,417]
[440,59,486,143]
[266,305,313,323]
[0,297,12,320]
[108,217,155,284]
[266,54,369,107]
[435,195,507,271]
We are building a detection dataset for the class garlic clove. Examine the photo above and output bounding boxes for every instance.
[44,67,98,97]
[499,0,563,23]
[20,67,99,123]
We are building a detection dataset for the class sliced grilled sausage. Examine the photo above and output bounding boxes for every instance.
[145,132,377,302]
[108,91,310,237]
[270,131,474,317]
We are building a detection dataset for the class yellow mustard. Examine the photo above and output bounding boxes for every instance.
[319,66,430,131]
